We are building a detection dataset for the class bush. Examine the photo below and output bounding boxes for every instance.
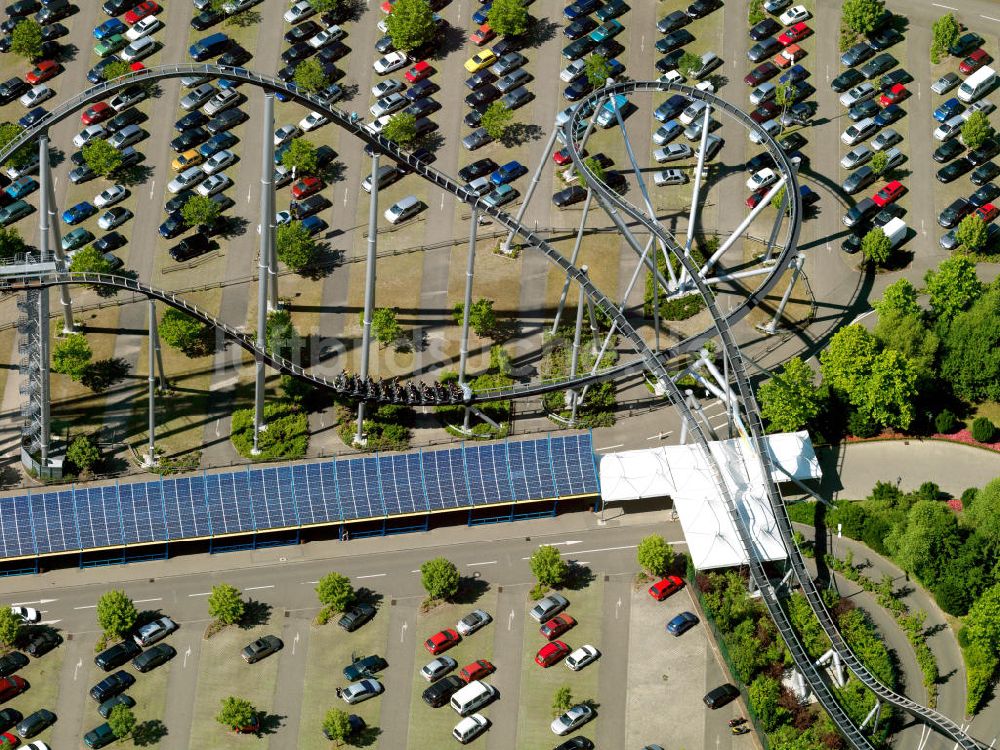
[96,590,137,639]
[749,674,785,732]
[52,334,93,380]
[207,584,244,626]
[636,535,674,577]
[935,410,957,434]
[66,435,101,475]
[529,545,568,588]
[316,572,354,613]
[847,409,880,438]
[230,401,309,460]
[971,416,996,443]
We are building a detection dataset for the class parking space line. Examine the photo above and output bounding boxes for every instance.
[188,591,211,597]
[466,560,497,567]
[242,585,274,591]
[982,15,1000,23]
[73,604,97,610]
[133,597,163,603]
[355,573,386,579]
[931,3,957,9]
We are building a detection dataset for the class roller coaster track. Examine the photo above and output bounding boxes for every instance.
[565,80,984,750]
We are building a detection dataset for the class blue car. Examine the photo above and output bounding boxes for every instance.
[779,64,809,85]
[654,94,688,123]
[62,201,97,225]
[198,131,239,159]
[5,176,37,199]
[874,103,904,128]
[472,1,491,25]
[933,97,964,123]
[564,0,601,20]
[606,58,625,78]
[93,18,126,40]
[19,107,47,129]
[666,611,699,636]
[301,215,328,236]
[490,160,525,186]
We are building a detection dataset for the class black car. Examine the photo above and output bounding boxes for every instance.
[276,62,297,83]
[164,190,195,214]
[106,108,145,133]
[170,128,210,153]
[938,198,973,228]
[93,232,127,253]
[779,132,807,152]
[404,97,439,117]
[175,111,209,133]
[592,39,623,59]
[338,603,376,632]
[879,69,913,90]
[873,203,905,228]
[101,0,139,14]
[933,139,965,163]
[465,84,500,108]
[16,708,55,738]
[206,108,248,134]
[563,76,592,101]
[686,0,720,17]
[703,683,740,709]
[465,69,496,90]
[748,37,782,63]
[25,629,61,657]
[950,32,982,57]
[968,139,1000,167]
[656,29,694,54]
[831,68,864,93]
[596,0,627,20]
[554,739,595,750]
[0,709,23,735]
[841,232,863,254]
[553,185,587,207]
[281,41,314,64]
[159,211,187,239]
[132,643,175,673]
[191,8,224,28]
[657,9,690,33]
[843,197,878,228]
[937,158,973,183]
[89,671,135,703]
[0,651,25,679]
[867,27,902,50]
[655,48,687,73]
[848,99,879,122]
[841,41,875,67]
[95,640,141,672]
[40,21,67,40]
[285,19,320,44]
[169,234,212,262]
[98,694,135,720]
[564,16,596,39]
[969,183,1000,208]
[459,158,498,182]
[463,108,485,129]
[749,18,780,41]
[490,36,521,57]
[219,46,251,67]
[405,78,438,101]
[860,53,897,80]
[290,194,329,220]
[562,36,596,60]
[5,0,39,16]
[374,34,395,54]
[421,675,465,707]
[972,162,1000,186]
[0,77,29,105]
[317,41,348,63]
[746,152,776,173]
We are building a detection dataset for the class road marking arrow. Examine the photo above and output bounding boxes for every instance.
[184,646,191,668]
[401,621,408,643]
[12,598,57,606]
[616,597,622,620]
[508,609,515,631]
[292,632,300,655]
[74,658,82,681]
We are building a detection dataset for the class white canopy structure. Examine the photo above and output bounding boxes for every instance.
[599,431,822,570]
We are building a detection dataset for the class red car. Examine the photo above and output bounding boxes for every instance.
[960,48,990,75]
[405,60,432,83]
[0,732,18,747]
[380,0,396,13]
[25,60,61,85]
[0,675,27,702]
[470,23,495,45]
[231,713,261,734]
[535,640,571,668]
[648,575,685,601]
[124,0,160,24]
[291,176,323,199]
[424,629,461,655]
[744,62,779,86]
[459,659,495,683]
[130,62,146,72]
[878,83,909,107]
[540,614,576,641]
[553,146,586,166]
[746,187,768,209]
[82,102,114,125]
[749,101,779,123]
[872,180,905,207]
[777,22,811,46]
[975,203,998,223]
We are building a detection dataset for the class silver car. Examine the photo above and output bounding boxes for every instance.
[196,173,231,197]
[456,609,492,637]
[530,594,569,623]
[420,656,457,682]
[654,143,692,163]
[202,149,236,175]
[369,92,408,118]
[550,704,594,735]
[203,89,242,116]
[871,128,901,151]
[167,166,207,193]
[930,72,960,95]
[342,678,383,704]
[654,168,688,186]
[181,83,217,111]
[840,145,872,169]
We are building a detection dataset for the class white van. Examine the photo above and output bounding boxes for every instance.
[881,217,907,249]
[450,680,497,716]
[958,66,996,103]
[384,195,422,224]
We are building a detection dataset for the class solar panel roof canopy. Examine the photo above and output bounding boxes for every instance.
[0,433,599,562]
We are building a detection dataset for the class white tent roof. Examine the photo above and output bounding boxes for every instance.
[599,431,821,570]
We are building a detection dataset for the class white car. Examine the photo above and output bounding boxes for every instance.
[839,83,876,108]
[10,605,40,623]
[119,35,156,62]
[679,100,708,126]
[366,114,393,134]
[371,79,405,98]
[841,117,877,146]
[749,118,781,144]
[750,82,776,105]
[653,168,688,186]
[420,656,457,682]
[746,167,778,191]
[658,69,684,85]
[283,0,315,24]
[167,166,207,193]
[125,15,161,41]
[559,58,586,83]
[98,207,132,230]
[23,742,52,750]
[73,124,107,148]
[763,0,790,12]
[550,704,594,735]
[654,143,692,163]
[275,210,291,225]
[779,4,810,25]
[196,173,231,197]
[933,114,964,141]
[564,644,600,671]
[308,26,345,49]
[274,124,301,146]
[202,149,236,175]
[19,84,53,108]
[299,111,329,132]
[456,609,492,637]
[94,184,127,209]
[453,714,489,744]
[373,51,408,75]
[370,91,407,118]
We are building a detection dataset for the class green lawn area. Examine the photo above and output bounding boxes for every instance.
[970,401,1000,428]
[297,612,390,750]
[4,641,65,747]
[405,588,499,748]
[515,582,604,748]
[187,624,280,749]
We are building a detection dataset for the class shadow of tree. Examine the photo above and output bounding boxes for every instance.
[354,587,385,610]
[258,712,285,735]
[218,215,249,239]
[452,576,491,605]
[116,163,153,188]
[433,25,465,59]
[338,82,360,103]
[349,725,383,747]
[239,599,273,629]
[563,563,596,591]
[523,17,558,48]
[54,43,78,64]
[501,123,543,147]
[132,719,168,746]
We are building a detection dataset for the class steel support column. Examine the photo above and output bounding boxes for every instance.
[500,126,560,255]
[356,152,380,445]
[762,254,805,334]
[252,94,275,455]
[458,209,477,431]
[568,266,587,424]
[39,134,73,332]
[146,299,157,466]
[551,188,593,334]
[38,289,50,465]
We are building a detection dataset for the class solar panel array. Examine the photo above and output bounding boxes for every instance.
[0,434,598,560]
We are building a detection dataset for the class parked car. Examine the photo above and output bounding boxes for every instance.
[241,635,282,664]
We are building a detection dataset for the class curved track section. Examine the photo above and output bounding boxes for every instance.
[567,82,983,750]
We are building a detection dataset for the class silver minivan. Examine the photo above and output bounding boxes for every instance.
[108,124,145,150]
[120,35,156,62]
[369,92,407,118]
[361,164,402,193]
[384,195,422,224]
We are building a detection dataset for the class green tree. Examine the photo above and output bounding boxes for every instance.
[382,112,417,147]
[552,685,573,717]
[967,479,1000,548]
[52,334,93,380]
[159,308,209,356]
[293,58,331,93]
[930,13,960,63]
[774,82,795,122]
[96,590,137,639]
[216,696,256,730]
[488,0,529,36]
[869,149,889,176]
[181,194,221,229]
[972,416,996,443]
[386,0,436,52]
[873,310,939,383]
[820,324,879,397]
[67,435,101,474]
[758,356,822,433]
[677,51,702,80]
[747,0,765,25]
[420,557,460,601]
[0,226,26,260]
[107,705,137,740]
[964,581,1000,655]
[576,156,606,189]
[941,285,1000,402]
[82,139,124,178]
[0,122,33,171]
[956,213,989,251]
[101,59,131,81]
[0,607,22,649]
[308,0,341,12]
[321,708,353,746]
[281,137,319,176]
[358,307,403,347]
[68,245,114,275]
[861,226,892,266]
[885,500,962,586]
[584,53,612,88]
[207,583,244,625]
[10,19,42,61]
[276,221,320,271]
[749,674,785,732]
[924,255,983,323]
[480,101,513,140]
[636,534,674,576]
[529,545,569,588]
[316,572,355,612]
[266,309,301,358]
[873,278,920,318]
[961,111,994,150]
[842,0,887,35]
[453,298,498,337]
